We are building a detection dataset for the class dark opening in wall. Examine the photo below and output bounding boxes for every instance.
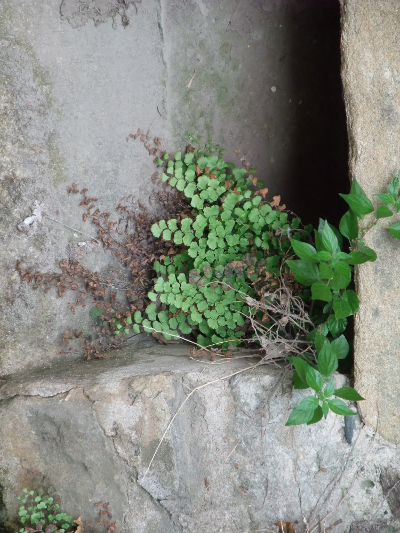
[284,0,349,227]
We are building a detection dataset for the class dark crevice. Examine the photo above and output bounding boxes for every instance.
[285,0,349,228]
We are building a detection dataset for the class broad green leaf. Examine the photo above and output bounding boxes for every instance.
[132,324,140,334]
[322,223,339,254]
[314,333,328,353]
[330,262,351,290]
[342,251,370,265]
[324,376,335,397]
[318,219,343,250]
[285,396,319,426]
[148,292,157,302]
[335,252,352,261]
[319,262,334,280]
[334,387,364,401]
[322,401,329,418]
[318,340,338,376]
[311,281,332,302]
[307,406,324,425]
[358,242,377,261]
[305,365,324,392]
[376,205,393,219]
[388,222,400,240]
[315,230,325,252]
[286,260,320,286]
[343,289,360,314]
[290,239,319,263]
[333,298,353,319]
[339,210,358,240]
[327,398,357,416]
[339,177,374,219]
[314,251,332,261]
[327,315,347,336]
[388,174,400,196]
[308,322,329,340]
[293,371,309,389]
[287,356,310,383]
[331,335,349,360]
[174,150,181,161]
[374,193,394,204]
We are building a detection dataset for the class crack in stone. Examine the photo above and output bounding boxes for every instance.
[0,388,75,402]
[136,479,185,533]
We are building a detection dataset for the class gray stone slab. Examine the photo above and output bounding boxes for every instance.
[1,346,400,533]
[341,0,400,443]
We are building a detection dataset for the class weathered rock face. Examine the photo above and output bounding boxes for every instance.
[0,0,348,377]
[1,346,400,533]
[340,0,400,443]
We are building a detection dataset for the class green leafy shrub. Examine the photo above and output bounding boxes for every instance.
[114,140,313,349]
[15,488,76,533]
[285,174,400,425]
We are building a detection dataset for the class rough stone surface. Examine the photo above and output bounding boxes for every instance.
[341,0,400,443]
[0,0,347,376]
[60,0,141,28]
[1,346,400,533]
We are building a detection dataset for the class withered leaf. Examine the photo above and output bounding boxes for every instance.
[270,195,281,207]
[256,187,269,198]
[73,517,84,533]
[274,522,296,533]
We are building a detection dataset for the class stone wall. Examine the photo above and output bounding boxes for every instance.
[2,2,397,532]
[341,0,400,444]
[0,0,347,376]
[1,346,400,533]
